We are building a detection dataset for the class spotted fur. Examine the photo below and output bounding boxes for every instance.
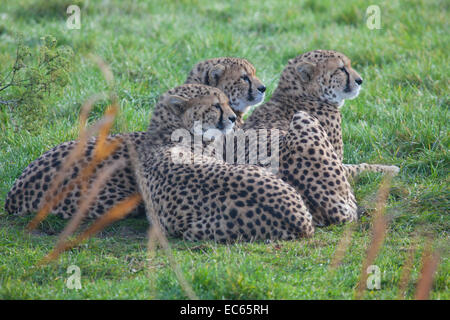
[130,84,314,241]
[5,58,264,218]
[243,50,398,225]
[185,57,266,116]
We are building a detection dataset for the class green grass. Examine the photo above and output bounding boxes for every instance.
[0,0,448,299]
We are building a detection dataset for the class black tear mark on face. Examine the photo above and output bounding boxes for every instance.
[341,67,351,93]
[242,75,254,102]
[215,103,224,129]
[214,73,220,86]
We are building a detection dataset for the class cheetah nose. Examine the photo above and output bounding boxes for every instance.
[228,115,237,123]
[355,78,363,85]
[258,85,266,93]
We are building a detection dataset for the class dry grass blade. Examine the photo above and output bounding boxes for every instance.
[40,193,142,264]
[27,120,120,234]
[397,241,417,299]
[89,54,115,88]
[146,225,160,299]
[126,139,198,300]
[77,111,120,197]
[31,55,197,299]
[94,107,120,161]
[36,56,124,263]
[78,93,109,131]
[73,193,142,241]
[26,93,109,232]
[146,210,198,300]
[40,159,126,264]
[414,240,440,300]
[329,223,355,270]
[355,174,393,299]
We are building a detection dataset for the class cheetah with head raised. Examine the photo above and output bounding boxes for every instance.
[242,50,399,225]
[129,84,314,242]
[245,50,399,178]
[185,57,266,117]
[5,57,265,219]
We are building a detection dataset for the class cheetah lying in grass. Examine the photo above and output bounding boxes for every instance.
[5,57,265,219]
[128,84,315,241]
[6,51,398,229]
[205,50,398,226]
[240,50,399,225]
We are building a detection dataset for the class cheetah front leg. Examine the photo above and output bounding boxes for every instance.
[343,163,400,180]
[276,111,358,226]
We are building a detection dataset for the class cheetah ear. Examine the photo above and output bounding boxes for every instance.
[164,94,190,116]
[296,62,317,83]
[208,64,225,86]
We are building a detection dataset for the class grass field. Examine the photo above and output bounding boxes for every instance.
[0,0,448,299]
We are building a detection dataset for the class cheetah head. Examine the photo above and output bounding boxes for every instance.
[186,57,266,114]
[284,50,363,107]
[164,89,237,136]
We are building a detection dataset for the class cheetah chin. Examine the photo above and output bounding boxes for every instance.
[343,84,361,100]
[231,91,265,112]
[335,85,361,108]
[193,122,235,137]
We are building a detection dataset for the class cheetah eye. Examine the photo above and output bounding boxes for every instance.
[241,75,250,81]
[214,103,221,110]
[339,67,346,72]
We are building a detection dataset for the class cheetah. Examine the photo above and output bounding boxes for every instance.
[240,50,399,225]
[185,57,266,117]
[245,50,400,179]
[5,57,265,219]
[128,84,314,242]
